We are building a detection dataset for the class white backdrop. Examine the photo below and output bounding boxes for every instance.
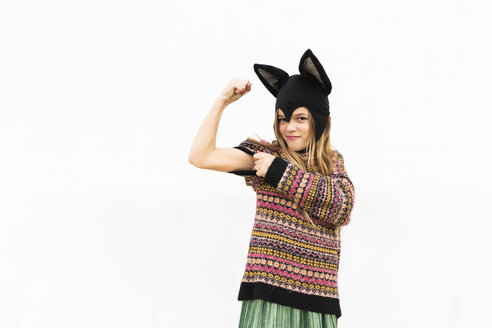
[1,0,491,327]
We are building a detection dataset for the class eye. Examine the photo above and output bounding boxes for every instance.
[278,118,286,122]
[298,117,307,121]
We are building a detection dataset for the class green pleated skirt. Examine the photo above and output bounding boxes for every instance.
[238,299,338,328]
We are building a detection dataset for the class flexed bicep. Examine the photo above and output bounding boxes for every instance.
[196,147,255,173]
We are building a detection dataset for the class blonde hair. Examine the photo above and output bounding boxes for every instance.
[247,108,336,228]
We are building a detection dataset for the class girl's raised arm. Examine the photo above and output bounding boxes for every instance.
[188,78,254,173]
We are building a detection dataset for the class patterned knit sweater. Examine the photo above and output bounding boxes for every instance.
[229,139,355,318]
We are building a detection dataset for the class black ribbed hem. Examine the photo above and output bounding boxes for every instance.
[264,157,289,187]
[228,169,257,176]
[238,282,342,318]
[233,146,255,156]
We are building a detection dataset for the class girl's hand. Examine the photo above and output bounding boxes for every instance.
[253,152,276,177]
[218,78,251,106]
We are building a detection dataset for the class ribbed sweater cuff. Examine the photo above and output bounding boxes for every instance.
[264,157,289,187]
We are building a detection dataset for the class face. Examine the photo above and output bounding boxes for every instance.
[277,107,311,152]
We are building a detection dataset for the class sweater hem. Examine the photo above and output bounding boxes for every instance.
[237,281,341,318]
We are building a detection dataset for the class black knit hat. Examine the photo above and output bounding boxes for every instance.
[253,49,332,141]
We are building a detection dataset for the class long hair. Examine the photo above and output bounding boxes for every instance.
[246,108,335,228]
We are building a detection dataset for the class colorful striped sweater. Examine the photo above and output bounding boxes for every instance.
[229,139,355,318]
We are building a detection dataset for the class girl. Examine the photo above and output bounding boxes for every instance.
[189,49,355,328]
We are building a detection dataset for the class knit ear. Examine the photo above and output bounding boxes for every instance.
[298,49,332,96]
[253,64,290,97]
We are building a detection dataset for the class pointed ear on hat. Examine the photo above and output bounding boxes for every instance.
[298,49,332,96]
[253,64,290,97]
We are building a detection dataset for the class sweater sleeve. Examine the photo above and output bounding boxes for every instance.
[229,139,272,190]
[233,138,272,156]
[264,151,355,227]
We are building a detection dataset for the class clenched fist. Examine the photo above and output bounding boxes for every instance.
[253,152,276,177]
[218,78,251,106]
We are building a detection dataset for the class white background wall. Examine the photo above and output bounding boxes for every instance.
[1,0,491,327]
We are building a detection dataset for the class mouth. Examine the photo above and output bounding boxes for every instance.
[286,136,300,140]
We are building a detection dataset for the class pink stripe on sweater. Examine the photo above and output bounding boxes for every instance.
[248,253,338,275]
[257,200,304,220]
[253,222,339,248]
[245,265,337,287]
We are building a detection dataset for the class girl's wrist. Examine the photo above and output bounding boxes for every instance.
[214,96,230,108]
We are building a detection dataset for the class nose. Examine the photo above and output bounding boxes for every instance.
[287,119,296,131]
[286,120,296,132]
